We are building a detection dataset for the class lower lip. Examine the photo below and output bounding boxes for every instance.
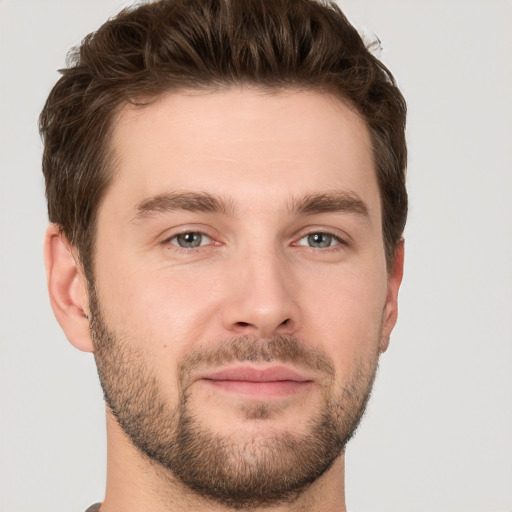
[202,379,312,397]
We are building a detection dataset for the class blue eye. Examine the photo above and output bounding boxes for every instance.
[297,232,341,248]
[170,232,211,248]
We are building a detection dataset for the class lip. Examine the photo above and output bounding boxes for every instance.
[196,365,314,397]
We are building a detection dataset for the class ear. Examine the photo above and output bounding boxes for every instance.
[380,239,405,353]
[44,224,94,352]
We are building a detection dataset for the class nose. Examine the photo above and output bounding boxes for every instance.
[221,247,302,339]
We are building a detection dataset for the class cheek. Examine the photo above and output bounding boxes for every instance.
[92,261,218,400]
[301,264,388,363]
[94,254,222,352]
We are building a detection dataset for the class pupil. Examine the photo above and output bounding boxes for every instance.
[308,233,331,248]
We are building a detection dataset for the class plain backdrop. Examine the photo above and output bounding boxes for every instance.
[1,1,511,511]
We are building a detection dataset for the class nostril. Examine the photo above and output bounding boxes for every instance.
[235,319,291,330]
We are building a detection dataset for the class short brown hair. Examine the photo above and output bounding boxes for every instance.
[40,0,407,277]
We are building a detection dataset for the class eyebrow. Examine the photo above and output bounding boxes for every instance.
[134,191,234,220]
[289,191,369,218]
[133,190,369,221]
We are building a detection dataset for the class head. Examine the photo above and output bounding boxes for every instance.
[42,0,407,508]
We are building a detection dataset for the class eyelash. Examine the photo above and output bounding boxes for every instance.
[161,231,215,250]
[161,229,348,251]
[294,231,347,250]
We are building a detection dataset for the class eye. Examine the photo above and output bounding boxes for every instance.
[168,231,212,249]
[296,232,342,249]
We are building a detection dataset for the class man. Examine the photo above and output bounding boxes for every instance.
[40,0,407,510]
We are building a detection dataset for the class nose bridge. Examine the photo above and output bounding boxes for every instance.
[221,239,300,338]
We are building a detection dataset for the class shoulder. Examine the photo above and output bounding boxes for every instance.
[85,504,101,512]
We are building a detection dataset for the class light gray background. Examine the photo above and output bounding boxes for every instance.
[1,1,511,511]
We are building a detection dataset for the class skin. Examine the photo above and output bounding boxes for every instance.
[45,87,404,512]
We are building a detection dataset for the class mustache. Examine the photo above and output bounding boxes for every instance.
[177,334,335,379]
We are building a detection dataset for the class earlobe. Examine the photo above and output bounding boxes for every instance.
[44,224,94,353]
[380,240,405,353]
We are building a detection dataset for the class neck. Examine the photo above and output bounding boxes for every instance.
[99,412,347,512]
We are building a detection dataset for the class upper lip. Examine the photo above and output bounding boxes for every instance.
[197,365,313,383]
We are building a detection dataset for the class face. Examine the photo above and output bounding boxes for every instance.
[87,88,401,507]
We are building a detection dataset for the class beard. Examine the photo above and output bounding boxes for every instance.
[89,288,381,509]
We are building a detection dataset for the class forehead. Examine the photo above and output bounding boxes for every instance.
[105,87,379,216]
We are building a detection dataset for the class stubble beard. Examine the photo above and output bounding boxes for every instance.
[89,288,381,509]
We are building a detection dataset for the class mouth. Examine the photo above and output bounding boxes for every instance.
[196,365,314,398]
